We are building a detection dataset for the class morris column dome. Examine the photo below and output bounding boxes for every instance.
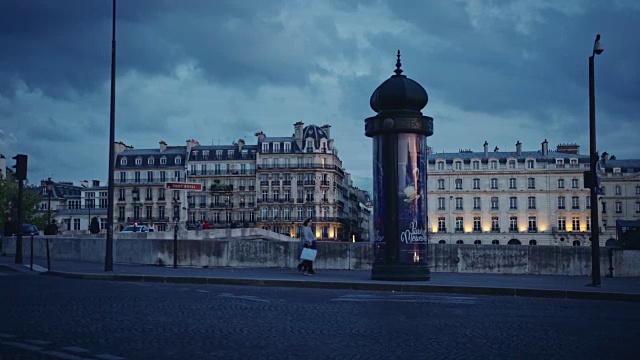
[370,50,428,113]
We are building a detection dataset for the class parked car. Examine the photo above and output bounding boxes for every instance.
[21,224,40,236]
[120,225,150,233]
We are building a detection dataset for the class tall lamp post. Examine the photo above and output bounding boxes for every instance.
[589,34,604,286]
[46,178,53,225]
[104,0,117,272]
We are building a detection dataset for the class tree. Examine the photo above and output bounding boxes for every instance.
[0,178,43,231]
[90,217,100,234]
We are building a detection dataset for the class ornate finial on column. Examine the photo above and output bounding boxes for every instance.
[394,49,403,76]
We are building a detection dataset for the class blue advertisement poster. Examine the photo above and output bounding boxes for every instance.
[372,133,427,264]
[396,133,427,264]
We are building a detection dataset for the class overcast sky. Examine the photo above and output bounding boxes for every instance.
[1,0,638,193]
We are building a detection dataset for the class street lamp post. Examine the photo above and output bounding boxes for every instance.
[132,187,139,232]
[104,0,117,272]
[172,197,180,268]
[47,178,53,225]
[589,34,603,286]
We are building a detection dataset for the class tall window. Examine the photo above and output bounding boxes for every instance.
[509,197,517,210]
[491,217,499,231]
[527,177,535,189]
[509,216,518,231]
[473,217,481,232]
[472,161,480,170]
[455,197,463,210]
[455,179,463,190]
[527,160,534,169]
[558,217,566,231]
[509,178,517,189]
[586,196,591,209]
[490,178,498,189]
[438,197,445,210]
[528,216,537,232]
[508,160,516,169]
[558,179,565,189]
[527,196,536,210]
[615,202,622,213]
[571,196,580,210]
[615,186,622,195]
[273,143,280,153]
[437,162,445,170]
[557,196,566,209]
[572,179,579,188]
[437,179,445,190]
[473,197,481,210]
[284,142,291,153]
[455,161,462,170]
[262,143,269,153]
[490,160,498,169]
[491,197,499,210]
[473,178,480,189]
[438,217,446,232]
[571,217,580,231]
[455,217,464,232]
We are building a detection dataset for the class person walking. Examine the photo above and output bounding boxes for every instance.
[297,217,317,275]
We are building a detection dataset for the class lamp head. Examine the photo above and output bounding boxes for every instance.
[593,34,603,55]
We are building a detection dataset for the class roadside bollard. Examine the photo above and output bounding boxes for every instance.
[30,234,34,270]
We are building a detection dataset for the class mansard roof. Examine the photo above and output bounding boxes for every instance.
[427,150,590,163]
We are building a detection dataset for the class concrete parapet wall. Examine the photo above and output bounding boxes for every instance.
[1,236,638,276]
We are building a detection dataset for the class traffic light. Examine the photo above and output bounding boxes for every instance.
[12,154,28,181]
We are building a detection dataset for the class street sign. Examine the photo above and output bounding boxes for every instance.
[166,182,202,191]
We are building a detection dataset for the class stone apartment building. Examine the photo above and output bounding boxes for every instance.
[112,122,371,240]
[424,140,640,246]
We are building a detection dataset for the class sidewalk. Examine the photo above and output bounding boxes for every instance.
[1,255,639,302]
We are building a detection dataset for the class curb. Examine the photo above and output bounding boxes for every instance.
[43,270,640,303]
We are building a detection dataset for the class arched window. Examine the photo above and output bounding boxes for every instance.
[456,240,464,244]
[148,157,154,165]
[572,240,581,246]
[438,240,446,244]
[508,239,521,245]
[120,157,127,166]
[529,239,537,245]
[135,157,142,165]
[492,240,500,245]
[474,240,482,245]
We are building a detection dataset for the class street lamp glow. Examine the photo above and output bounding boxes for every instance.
[593,34,603,55]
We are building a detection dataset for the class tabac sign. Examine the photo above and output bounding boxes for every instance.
[165,182,202,191]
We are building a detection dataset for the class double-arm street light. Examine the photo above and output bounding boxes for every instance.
[588,34,604,287]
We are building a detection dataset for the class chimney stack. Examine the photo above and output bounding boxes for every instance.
[601,151,608,166]
[483,141,488,157]
[516,140,522,156]
[159,140,167,152]
[542,139,548,156]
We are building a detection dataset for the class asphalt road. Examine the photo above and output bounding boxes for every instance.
[0,269,638,360]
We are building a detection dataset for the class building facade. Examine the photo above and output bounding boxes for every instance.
[111,122,371,241]
[425,140,618,246]
[598,154,640,242]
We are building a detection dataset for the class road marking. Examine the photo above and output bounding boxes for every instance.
[0,340,42,351]
[95,354,127,360]
[41,350,94,360]
[0,333,16,338]
[27,339,52,345]
[62,346,90,353]
[219,294,270,303]
[196,290,210,293]
[331,294,477,305]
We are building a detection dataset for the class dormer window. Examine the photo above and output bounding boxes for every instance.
[148,157,154,165]
[175,156,181,165]
[262,143,269,153]
[490,160,498,169]
[284,142,291,153]
[273,143,280,153]
[472,161,480,170]
[135,157,142,165]
[454,161,462,170]
[437,161,445,170]
[306,140,314,151]
[508,160,516,169]
[120,157,127,166]
[527,160,535,169]
[227,150,234,158]
[202,151,209,159]
[160,156,167,165]
[216,150,223,159]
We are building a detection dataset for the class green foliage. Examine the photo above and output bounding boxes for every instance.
[0,178,43,230]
